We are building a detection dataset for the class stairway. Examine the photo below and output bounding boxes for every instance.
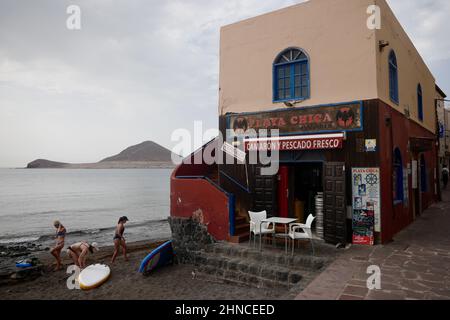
[189,242,331,290]
[229,215,250,243]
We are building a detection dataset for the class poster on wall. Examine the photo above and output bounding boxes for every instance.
[403,169,409,207]
[351,168,381,245]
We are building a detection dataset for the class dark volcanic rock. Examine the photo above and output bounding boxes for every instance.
[26,140,179,168]
[27,159,68,169]
[100,141,174,162]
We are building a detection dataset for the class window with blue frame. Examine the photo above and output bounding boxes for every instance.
[273,48,309,102]
[393,148,404,203]
[389,50,399,104]
[417,84,423,121]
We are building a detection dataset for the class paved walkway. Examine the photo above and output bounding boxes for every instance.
[296,190,450,300]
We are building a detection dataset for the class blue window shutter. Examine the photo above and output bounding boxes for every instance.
[389,51,399,104]
[273,48,310,102]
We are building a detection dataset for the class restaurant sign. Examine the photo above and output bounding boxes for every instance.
[244,133,344,152]
[228,102,363,136]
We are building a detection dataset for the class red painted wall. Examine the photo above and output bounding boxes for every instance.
[378,101,437,243]
[170,168,230,241]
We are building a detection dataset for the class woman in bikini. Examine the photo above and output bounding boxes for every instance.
[111,216,129,263]
[66,241,99,269]
[50,220,66,271]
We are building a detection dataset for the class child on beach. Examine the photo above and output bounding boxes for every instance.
[66,241,99,269]
[111,216,129,263]
[50,220,66,271]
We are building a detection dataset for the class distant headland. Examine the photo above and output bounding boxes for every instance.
[26,141,179,169]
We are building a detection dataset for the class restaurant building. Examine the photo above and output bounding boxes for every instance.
[170,0,444,246]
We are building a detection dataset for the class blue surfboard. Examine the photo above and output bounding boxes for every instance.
[139,240,175,274]
[16,260,33,268]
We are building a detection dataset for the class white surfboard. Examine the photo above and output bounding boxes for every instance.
[78,264,111,290]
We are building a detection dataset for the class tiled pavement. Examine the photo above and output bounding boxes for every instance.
[296,190,450,300]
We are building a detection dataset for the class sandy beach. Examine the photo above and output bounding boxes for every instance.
[0,240,292,300]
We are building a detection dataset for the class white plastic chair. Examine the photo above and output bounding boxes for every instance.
[288,214,316,256]
[248,210,275,251]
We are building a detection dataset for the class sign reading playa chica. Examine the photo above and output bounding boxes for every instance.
[228,102,363,136]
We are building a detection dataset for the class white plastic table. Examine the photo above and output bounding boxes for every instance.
[262,217,297,254]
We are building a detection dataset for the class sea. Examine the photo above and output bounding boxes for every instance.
[0,168,172,248]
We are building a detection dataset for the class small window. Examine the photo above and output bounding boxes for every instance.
[393,148,404,202]
[389,51,399,104]
[417,84,423,121]
[273,48,309,102]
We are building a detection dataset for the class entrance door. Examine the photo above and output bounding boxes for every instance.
[323,162,347,245]
[277,166,289,218]
[253,166,277,216]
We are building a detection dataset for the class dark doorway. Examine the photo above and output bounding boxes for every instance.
[277,162,323,223]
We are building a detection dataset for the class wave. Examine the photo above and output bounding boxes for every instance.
[0,218,169,245]
[0,207,125,220]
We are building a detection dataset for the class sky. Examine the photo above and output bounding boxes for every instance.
[1,0,450,167]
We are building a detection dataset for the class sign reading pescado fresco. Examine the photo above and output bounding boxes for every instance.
[228,102,362,136]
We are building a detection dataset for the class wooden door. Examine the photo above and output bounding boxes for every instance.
[277,166,289,218]
[253,166,277,216]
[323,162,347,245]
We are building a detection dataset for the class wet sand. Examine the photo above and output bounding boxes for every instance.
[0,240,289,300]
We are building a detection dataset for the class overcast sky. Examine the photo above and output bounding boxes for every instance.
[1,0,449,167]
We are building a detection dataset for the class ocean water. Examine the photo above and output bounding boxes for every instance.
[0,168,172,247]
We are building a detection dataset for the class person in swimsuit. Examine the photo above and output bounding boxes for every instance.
[111,216,129,263]
[66,241,99,269]
[50,220,66,271]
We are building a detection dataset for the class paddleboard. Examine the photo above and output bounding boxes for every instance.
[15,257,38,268]
[139,240,174,275]
[15,260,33,268]
[78,264,111,290]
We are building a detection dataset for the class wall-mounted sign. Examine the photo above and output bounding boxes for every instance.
[221,142,246,163]
[365,139,377,152]
[228,102,363,137]
[352,168,381,246]
[244,133,344,152]
[412,160,418,189]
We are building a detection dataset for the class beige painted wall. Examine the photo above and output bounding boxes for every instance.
[374,0,436,133]
[219,0,378,115]
[219,0,438,134]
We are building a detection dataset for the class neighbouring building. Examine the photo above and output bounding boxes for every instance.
[437,85,448,192]
[445,107,450,167]
[170,0,445,248]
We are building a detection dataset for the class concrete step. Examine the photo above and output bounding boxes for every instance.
[234,223,250,234]
[228,232,250,244]
[190,251,311,289]
[205,242,328,271]
[235,216,247,224]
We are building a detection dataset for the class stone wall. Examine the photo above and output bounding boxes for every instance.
[168,216,216,264]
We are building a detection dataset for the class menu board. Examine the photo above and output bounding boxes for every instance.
[351,168,381,245]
